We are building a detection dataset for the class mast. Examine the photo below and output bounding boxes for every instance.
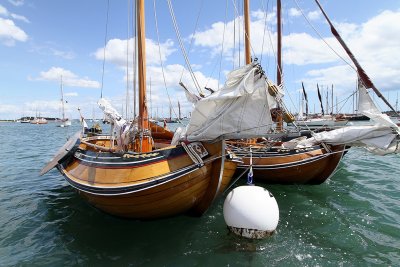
[60,75,65,121]
[325,87,328,115]
[149,77,152,119]
[137,0,152,152]
[276,0,283,130]
[317,83,324,115]
[178,101,181,120]
[331,84,334,115]
[301,82,308,117]
[244,0,251,64]
[276,0,282,86]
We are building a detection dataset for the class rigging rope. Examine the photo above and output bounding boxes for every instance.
[231,0,257,64]
[133,0,137,119]
[167,0,203,96]
[100,0,110,99]
[126,0,131,120]
[233,1,236,69]
[218,0,229,90]
[259,0,270,64]
[179,0,204,82]
[153,0,180,123]
[292,0,355,71]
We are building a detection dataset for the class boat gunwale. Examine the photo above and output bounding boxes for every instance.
[58,162,204,196]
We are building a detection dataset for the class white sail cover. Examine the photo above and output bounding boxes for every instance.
[180,63,281,141]
[357,79,399,129]
[98,98,131,148]
[296,79,400,155]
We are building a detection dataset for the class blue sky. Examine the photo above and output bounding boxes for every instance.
[1,0,400,120]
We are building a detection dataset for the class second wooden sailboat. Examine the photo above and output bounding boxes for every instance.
[232,0,400,183]
[228,0,345,184]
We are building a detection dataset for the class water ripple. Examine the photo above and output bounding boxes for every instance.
[0,123,399,266]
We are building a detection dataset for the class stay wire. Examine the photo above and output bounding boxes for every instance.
[167,0,203,96]
[153,0,181,123]
[218,0,229,90]
[100,0,110,99]
[179,0,204,82]
[292,0,356,72]
[259,0,270,64]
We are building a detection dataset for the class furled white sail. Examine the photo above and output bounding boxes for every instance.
[357,79,398,129]
[179,63,281,142]
[98,98,131,148]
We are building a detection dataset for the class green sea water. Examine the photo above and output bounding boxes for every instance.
[0,122,399,266]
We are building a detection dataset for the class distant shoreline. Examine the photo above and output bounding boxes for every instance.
[0,117,61,122]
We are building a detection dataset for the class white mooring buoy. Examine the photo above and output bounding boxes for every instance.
[223,185,279,239]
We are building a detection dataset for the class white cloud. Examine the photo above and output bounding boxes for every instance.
[34,67,100,88]
[30,45,75,59]
[190,12,276,62]
[11,13,29,23]
[8,0,24,7]
[282,33,344,65]
[302,10,400,93]
[307,10,321,21]
[0,17,27,46]
[65,92,78,97]
[0,4,29,23]
[288,8,301,17]
[0,5,8,16]
[94,38,176,67]
[26,100,61,113]
[0,103,20,114]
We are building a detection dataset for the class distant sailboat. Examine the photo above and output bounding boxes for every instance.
[20,117,30,123]
[30,110,47,124]
[30,117,47,124]
[295,83,348,130]
[57,76,71,127]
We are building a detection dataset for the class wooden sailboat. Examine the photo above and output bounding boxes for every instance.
[40,0,239,219]
[229,0,345,184]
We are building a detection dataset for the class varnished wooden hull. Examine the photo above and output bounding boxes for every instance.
[58,137,237,219]
[233,144,345,184]
[150,121,174,140]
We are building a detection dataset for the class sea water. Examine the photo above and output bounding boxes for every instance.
[0,121,399,266]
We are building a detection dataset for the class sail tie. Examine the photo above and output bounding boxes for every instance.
[247,147,254,185]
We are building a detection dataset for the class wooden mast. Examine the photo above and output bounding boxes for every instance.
[244,0,251,64]
[137,0,152,152]
[276,0,283,131]
[276,0,282,86]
